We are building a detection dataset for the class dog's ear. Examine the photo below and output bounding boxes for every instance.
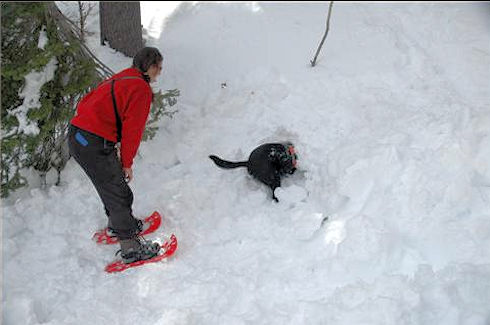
[268,147,278,161]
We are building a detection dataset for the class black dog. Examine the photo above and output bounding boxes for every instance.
[209,142,298,202]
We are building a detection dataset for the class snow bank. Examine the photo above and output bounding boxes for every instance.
[3,2,490,324]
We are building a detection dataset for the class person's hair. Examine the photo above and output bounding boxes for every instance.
[132,47,163,73]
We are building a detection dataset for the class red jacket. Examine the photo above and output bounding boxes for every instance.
[71,68,152,168]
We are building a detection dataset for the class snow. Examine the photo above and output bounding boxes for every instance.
[37,26,48,50]
[10,57,58,136]
[4,25,55,138]
[3,2,490,324]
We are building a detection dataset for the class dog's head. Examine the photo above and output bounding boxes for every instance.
[279,143,298,175]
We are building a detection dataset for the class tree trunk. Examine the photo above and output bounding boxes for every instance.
[99,2,143,57]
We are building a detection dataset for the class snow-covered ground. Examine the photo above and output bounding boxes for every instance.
[3,2,490,324]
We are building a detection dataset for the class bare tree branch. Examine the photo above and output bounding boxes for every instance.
[78,1,85,41]
[78,1,96,42]
[311,1,334,67]
[47,2,114,78]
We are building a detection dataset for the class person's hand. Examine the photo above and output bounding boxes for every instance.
[123,167,133,183]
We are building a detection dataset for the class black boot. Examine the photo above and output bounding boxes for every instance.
[108,219,143,238]
[118,236,160,264]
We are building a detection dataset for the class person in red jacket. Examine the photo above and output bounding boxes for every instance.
[68,47,163,263]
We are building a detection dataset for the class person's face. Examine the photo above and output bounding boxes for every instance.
[147,61,163,83]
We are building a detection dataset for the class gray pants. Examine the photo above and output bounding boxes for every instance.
[68,124,139,240]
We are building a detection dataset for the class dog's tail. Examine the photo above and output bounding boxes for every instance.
[209,155,248,169]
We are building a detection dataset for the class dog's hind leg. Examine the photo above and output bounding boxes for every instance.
[272,188,279,203]
[270,173,281,202]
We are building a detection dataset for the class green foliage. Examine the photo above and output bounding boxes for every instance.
[143,89,180,141]
[1,2,178,197]
[1,2,100,197]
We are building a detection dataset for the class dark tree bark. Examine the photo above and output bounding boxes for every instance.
[99,2,143,57]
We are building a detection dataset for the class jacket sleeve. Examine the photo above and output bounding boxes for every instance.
[119,82,152,168]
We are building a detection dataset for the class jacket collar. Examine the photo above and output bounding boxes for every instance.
[117,68,150,83]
